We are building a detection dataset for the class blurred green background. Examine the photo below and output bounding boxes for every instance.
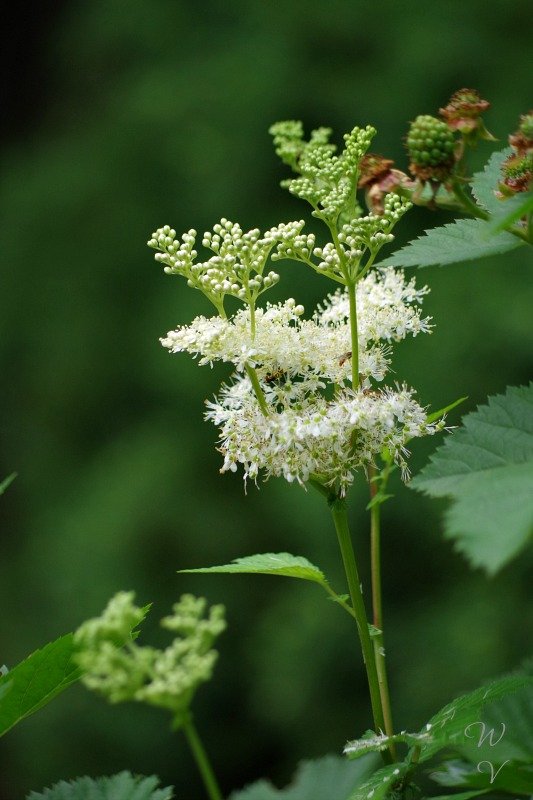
[1,1,532,798]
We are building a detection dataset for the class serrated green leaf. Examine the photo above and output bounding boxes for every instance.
[229,754,379,800]
[491,192,533,232]
[0,634,81,737]
[0,472,17,495]
[471,148,512,215]
[180,553,327,584]
[457,680,533,764]
[26,771,173,800]
[348,761,409,800]
[376,218,523,269]
[427,790,489,800]
[416,673,533,763]
[431,759,533,795]
[411,384,533,574]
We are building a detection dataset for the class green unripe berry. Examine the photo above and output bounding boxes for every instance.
[407,115,456,168]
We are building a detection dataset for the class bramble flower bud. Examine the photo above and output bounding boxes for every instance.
[498,152,533,196]
[439,88,494,141]
[407,115,456,185]
[508,110,533,156]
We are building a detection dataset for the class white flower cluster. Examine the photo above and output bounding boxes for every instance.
[161,268,430,383]
[206,382,441,491]
[160,267,438,490]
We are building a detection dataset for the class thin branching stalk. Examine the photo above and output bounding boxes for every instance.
[182,717,223,800]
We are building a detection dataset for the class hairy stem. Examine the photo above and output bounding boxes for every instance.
[330,498,389,758]
[182,717,223,800]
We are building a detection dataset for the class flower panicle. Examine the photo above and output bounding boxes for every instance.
[74,592,226,728]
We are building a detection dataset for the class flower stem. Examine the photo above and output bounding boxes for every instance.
[451,178,488,220]
[330,497,389,758]
[182,717,223,800]
[245,363,269,416]
[346,282,359,390]
[368,466,397,759]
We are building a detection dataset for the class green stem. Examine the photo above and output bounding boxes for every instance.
[182,717,223,800]
[249,300,256,339]
[451,178,489,220]
[245,363,269,416]
[369,466,396,759]
[330,498,389,755]
[322,581,357,620]
[347,282,359,389]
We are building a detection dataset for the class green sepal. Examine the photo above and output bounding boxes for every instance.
[426,396,468,424]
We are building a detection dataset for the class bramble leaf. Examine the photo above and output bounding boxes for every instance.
[26,772,173,800]
[431,759,533,795]
[471,147,512,215]
[416,673,533,763]
[229,754,379,800]
[347,762,409,800]
[410,384,533,574]
[376,217,523,268]
[491,191,533,231]
[0,634,81,737]
[180,553,327,585]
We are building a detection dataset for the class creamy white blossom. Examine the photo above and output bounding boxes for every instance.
[161,268,430,385]
[317,267,432,342]
[205,381,443,492]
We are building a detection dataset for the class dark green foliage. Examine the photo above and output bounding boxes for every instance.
[26,772,173,800]
[0,635,81,738]
[411,384,533,574]
[1,2,532,798]
[229,755,378,800]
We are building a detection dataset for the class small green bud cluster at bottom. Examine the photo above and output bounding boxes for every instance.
[74,592,226,729]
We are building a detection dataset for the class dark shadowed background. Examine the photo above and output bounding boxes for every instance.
[1,2,532,798]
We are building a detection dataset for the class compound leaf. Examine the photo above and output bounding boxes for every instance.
[26,772,173,800]
[376,218,523,269]
[229,754,378,800]
[416,673,532,763]
[471,147,512,215]
[410,384,533,574]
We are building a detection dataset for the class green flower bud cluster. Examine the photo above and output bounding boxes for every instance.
[269,120,335,172]
[407,115,455,168]
[148,220,290,315]
[74,592,226,729]
[270,219,317,266]
[273,122,376,222]
[276,195,410,284]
